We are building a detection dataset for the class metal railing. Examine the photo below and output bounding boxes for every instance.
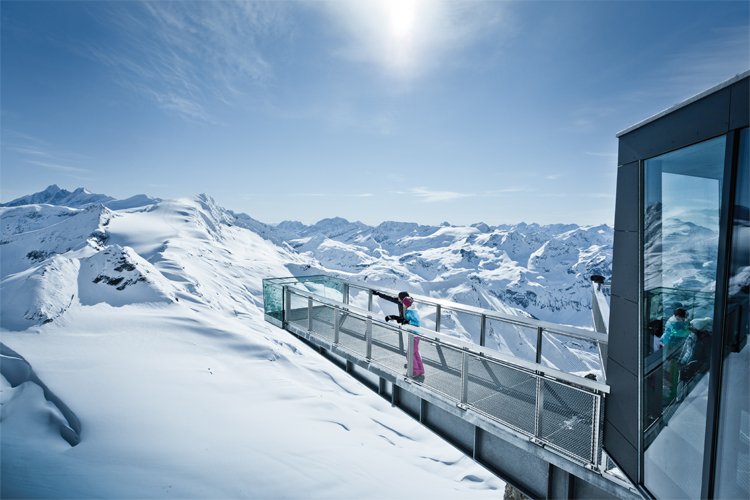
[264,275,611,469]
[265,275,609,377]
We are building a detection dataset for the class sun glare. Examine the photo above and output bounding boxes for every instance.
[387,0,418,41]
[382,0,426,77]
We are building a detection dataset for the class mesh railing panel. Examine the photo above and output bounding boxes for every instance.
[540,378,596,463]
[417,339,464,401]
[369,323,407,373]
[336,313,369,357]
[466,356,537,435]
[279,285,607,468]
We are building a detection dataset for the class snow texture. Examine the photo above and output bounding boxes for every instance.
[2,187,517,498]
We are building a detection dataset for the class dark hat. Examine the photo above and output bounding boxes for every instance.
[398,291,410,301]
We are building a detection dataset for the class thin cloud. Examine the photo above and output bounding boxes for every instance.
[402,187,474,202]
[26,159,90,174]
[82,2,288,122]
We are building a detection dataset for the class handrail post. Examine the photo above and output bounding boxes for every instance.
[343,284,350,305]
[435,304,441,332]
[406,330,414,378]
[534,377,544,441]
[333,308,340,344]
[283,285,290,326]
[591,394,602,468]
[536,326,544,364]
[366,316,373,359]
[479,314,487,347]
[367,289,373,312]
[307,296,313,332]
[460,351,469,405]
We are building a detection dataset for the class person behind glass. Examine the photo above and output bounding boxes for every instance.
[660,306,690,402]
[679,317,712,383]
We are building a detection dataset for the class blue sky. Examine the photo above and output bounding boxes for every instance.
[1,1,748,226]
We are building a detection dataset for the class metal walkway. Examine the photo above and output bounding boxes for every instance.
[263,275,639,499]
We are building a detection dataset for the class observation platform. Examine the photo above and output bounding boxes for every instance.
[263,275,639,499]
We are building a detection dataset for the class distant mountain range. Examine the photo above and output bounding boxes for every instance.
[1,185,617,373]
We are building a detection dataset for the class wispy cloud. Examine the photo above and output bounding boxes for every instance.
[3,131,93,178]
[26,159,89,174]
[400,187,473,202]
[82,1,288,122]
[318,1,510,82]
[395,186,531,202]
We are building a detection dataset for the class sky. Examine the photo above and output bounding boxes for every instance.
[1,0,748,227]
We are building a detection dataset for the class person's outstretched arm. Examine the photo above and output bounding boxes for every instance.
[373,290,399,304]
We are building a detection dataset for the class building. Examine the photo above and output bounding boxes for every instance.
[604,71,749,499]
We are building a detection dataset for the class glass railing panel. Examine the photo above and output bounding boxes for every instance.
[262,279,284,320]
[286,289,310,331]
[336,311,369,356]
[540,330,603,381]
[539,379,597,463]
[466,356,537,435]
[438,308,481,344]
[309,298,335,343]
[347,287,373,312]
[485,317,538,363]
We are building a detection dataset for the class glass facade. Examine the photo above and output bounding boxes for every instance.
[642,136,726,499]
[715,128,750,499]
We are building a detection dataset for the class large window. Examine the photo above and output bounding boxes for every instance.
[715,128,750,499]
[642,136,726,499]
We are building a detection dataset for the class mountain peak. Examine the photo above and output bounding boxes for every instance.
[0,185,114,208]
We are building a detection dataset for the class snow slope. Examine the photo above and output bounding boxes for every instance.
[1,190,505,498]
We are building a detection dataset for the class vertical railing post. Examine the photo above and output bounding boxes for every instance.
[333,308,340,344]
[406,330,414,378]
[435,304,441,332]
[591,394,602,468]
[479,314,487,347]
[536,326,544,364]
[307,296,313,332]
[460,351,469,405]
[534,377,544,442]
[368,289,373,312]
[366,316,373,359]
[284,286,291,326]
[343,284,350,305]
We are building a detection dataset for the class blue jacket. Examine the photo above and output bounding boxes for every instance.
[661,315,689,351]
[405,309,421,327]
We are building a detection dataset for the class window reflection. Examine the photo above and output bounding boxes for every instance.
[642,136,726,499]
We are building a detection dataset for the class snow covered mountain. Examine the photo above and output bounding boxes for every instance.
[275,218,612,328]
[2,188,513,498]
[1,185,613,497]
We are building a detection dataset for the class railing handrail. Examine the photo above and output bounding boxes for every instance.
[284,283,610,394]
[272,276,608,345]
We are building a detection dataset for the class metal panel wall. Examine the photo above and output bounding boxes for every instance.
[603,161,641,483]
[618,87,731,165]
